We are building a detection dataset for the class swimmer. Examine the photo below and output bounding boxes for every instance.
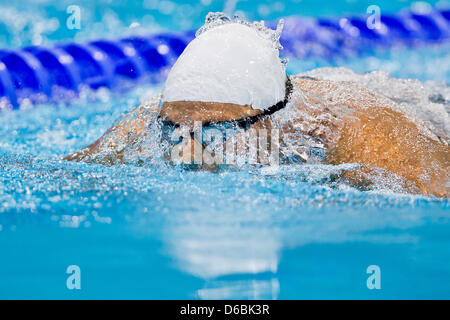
[65,13,449,198]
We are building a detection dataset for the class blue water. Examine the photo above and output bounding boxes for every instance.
[0,0,449,299]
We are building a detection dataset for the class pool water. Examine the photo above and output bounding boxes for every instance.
[0,0,449,299]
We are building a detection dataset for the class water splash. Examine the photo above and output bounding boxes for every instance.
[196,12,286,51]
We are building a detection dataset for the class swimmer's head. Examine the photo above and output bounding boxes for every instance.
[160,12,288,125]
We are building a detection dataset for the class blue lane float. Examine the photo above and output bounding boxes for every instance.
[0,7,449,108]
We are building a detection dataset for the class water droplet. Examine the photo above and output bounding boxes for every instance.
[195,12,286,52]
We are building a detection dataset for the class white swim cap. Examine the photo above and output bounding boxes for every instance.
[162,13,288,111]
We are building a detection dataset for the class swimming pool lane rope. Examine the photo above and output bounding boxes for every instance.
[0,7,449,108]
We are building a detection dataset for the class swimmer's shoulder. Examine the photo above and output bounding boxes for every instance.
[64,95,162,164]
[291,75,397,113]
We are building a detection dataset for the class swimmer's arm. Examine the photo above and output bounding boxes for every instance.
[64,104,159,165]
[327,106,449,197]
[294,79,449,197]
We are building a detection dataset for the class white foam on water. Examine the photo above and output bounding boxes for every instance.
[162,12,287,110]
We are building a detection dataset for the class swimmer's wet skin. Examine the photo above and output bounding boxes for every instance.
[64,13,449,198]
